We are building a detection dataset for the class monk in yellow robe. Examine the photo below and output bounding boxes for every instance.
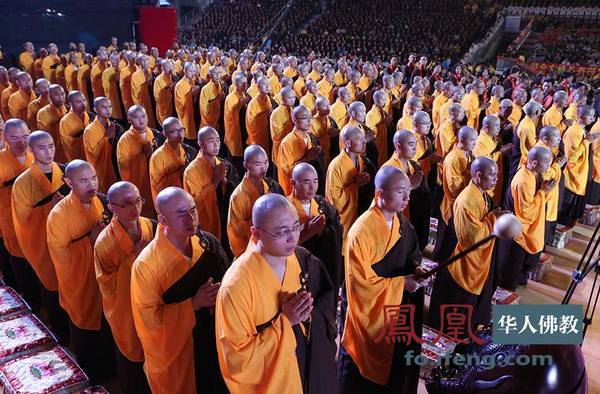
[508,101,542,181]
[18,42,35,77]
[429,157,500,332]
[501,147,555,290]
[37,84,68,163]
[542,90,571,135]
[438,85,464,130]
[132,187,229,394]
[64,53,79,93]
[334,60,349,87]
[42,44,60,83]
[308,59,323,82]
[246,76,272,153]
[90,49,108,99]
[59,91,90,161]
[227,145,283,257]
[396,96,422,131]
[33,50,45,80]
[26,78,50,130]
[175,62,200,144]
[217,193,336,393]
[119,52,137,113]
[564,93,587,121]
[270,87,295,171]
[508,88,527,129]
[486,85,504,116]
[199,66,225,131]
[153,59,175,125]
[331,86,351,130]
[339,166,429,392]
[268,63,283,97]
[432,81,453,130]
[1,67,19,120]
[0,119,40,307]
[47,160,116,380]
[77,54,93,107]
[12,131,70,340]
[346,71,363,103]
[461,79,487,129]
[8,72,36,121]
[102,53,124,121]
[224,73,250,169]
[317,68,335,103]
[311,97,340,167]
[83,97,119,193]
[117,105,160,218]
[131,55,157,128]
[367,90,393,166]
[94,181,153,393]
[293,65,308,98]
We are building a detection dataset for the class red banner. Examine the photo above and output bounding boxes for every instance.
[529,62,600,79]
[138,6,177,56]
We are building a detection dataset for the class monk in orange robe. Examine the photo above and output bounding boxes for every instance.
[175,62,200,145]
[47,160,116,381]
[90,49,108,99]
[77,54,93,107]
[131,187,229,394]
[94,181,153,393]
[432,81,453,130]
[396,96,422,132]
[461,79,488,129]
[42,44,60,83]
[199,66,225,132]
[542,90,571,136]
[119,52,137,111]
[311,97,340,167]
[486,85,504,116]
[131,54,157,128]
[153,59,175,125]
[8,72,36,121]
[270,87,295,175]
[64,53,79,93]
[12,131,70,341]
[26,78,50,130]
[59,91,90,161]
[37,84,68,163]
[224,73,250,171]
[366,90,393,166]
[330,86,351,130]
[245,76,272,154]
[339,166,429,392]
[508,101,543,182]
[0,67,19,120]
[102,53,124,121]
[299,80,318,115]
[18,42,35,77]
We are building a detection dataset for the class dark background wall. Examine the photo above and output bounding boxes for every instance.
[0,0,136,64]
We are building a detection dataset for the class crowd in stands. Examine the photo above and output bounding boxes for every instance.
[535,17,600,66]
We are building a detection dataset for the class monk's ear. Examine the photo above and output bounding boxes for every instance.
[290,178,296,188]
[158,213,167,226]
[63,177,73,189]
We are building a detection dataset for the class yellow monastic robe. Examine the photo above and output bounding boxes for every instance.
[536,140,561,221]
[268,76,282,97]
[224,90,245,158]
[12,162,63,291]
[508,103,523,129]
[1,84,18,120]
[199,80,223,129]
[511,166,546,254]
[307,69,322,83]
[366,106,388,167]
[0,149,34,258]
[486,97,500,116]
[515,116,537,165]
[83,118,118,193]
[278,129,315,195]
[119,65,136,113]
[153,72,174,125]
[293,77,306,98]
[396,114,412,132]
[149,142,186,206]
[435,120,457,159]
[46,192,104,330]
[564,103,577,121]
[461,90,481,129]
[26,96,49,130]
[310,114,335,166]
[8,89,36,120]
[330,99,348,130]
[131,228,198,394]
[342,205,405,385]
[174,78,197,141]
[440,146,472,224]
[94,217,152,363]
[64,64,79,93]
[542,105,567,136]
[245,94,272,152]
[33,58,44,80]
[473,132,503,206]
[77,64,92,105]
[270,105,293,165]
[19,51,35,77]
[216,248,303,394]
[283,66,297,79]
[101,66,124,120]
[437,99,453,129]
[563,122,589,196]
[37,104,68,163]
[317,78,334,103]
[299,92,317,115]
[42,54,60,82]
[432,94,449,130]
[131,69,156,128]
[59,110,90,161]
[90,62,106,99]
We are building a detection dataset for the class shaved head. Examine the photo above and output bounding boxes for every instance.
[28,130,53,148]
[393,129,414,145]
[252,193,294,228]
[197,126,218,141]
[156,186,193,216]
[523,101,542,117]
[107,181,138,203]
[458,126,477,140]
[482,114,500,129]
[413,110,430,124]
[406,96,422,108]
[64,159,94,180]
[539,125,560,140]
[528,146,552,162]
[127,104,146,118]
[162,116,180,131]
[244,144,267,162]
[67,90,84,104]
[291,162,317,181]
[348,101,365,113]
[4,118,28,136]
[292,105,311,119]
[375,165,408,190]
[340,125,362,142]
[500,99,513,108]
[470,156,496,176]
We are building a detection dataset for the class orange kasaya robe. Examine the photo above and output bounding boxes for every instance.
[90,61,107,99]
[245,94,272,153]
[27,96,49,131]
[473,132,504,207]
[224,90,246,158]
[83,118,118,193]
[174,77,197,141]
[270,105,293,166]
[149,142,186,207]
[277,129,315,195]
[199,80,223,130]
[37,103,68,163]
[59,110,91,161]
[310,114,335,166]
[365,105,389,167]
[102,66,124,120]
[131,68,157,128]
[153,72,174,125]
[510,166,547,254]
[8,89,36,121]
[119,65,137,114]
[563,122,589,196]
[440,146,473,224]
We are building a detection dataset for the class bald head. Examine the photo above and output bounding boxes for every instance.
[470,156,496,176]
[162,116,180,132]
[340,125,362,142]
[156,187,194,216]
[67,90,84,104]
[393,129,414,145]
[578,104,595,119]
[374,166,408,190]
[244,144,267,162]
[458,126,477,141]
[94,96,110,108]
[64,159,94,180]
[252,193,294,228]
[528,145,552,163]
[127,105,146,118]
[28,130,53,149]
[291,162,317,181]
[539,125,560,140]
[292,105,311,119]
[348,101,365,113]
[482,114,500,129]
[107,181,138,203]
[3,118,28,136]
[413,110,430,124]
[524,101,542,117]
[406,96,422,110]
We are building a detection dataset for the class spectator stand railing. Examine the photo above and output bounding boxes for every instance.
[461,14,506,65]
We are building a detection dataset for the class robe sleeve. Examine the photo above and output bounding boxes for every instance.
[444,156,466,198]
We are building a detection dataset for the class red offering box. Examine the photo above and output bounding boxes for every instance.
[0,287,30,318]
[0,346,88,394]
[0,311,56,363]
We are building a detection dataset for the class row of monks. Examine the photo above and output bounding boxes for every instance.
[0,39,599,394]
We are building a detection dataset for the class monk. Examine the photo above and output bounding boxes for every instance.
[59,91,90,161]
[542,90,571,135]
[131,187,229,394]
[429,157,502,333]
[326,125,375,246]
[311,96,340,167]
[94,181,153,394]
[461,79,487,129]
[18,42,35,77]
[46,160,116,381]
[26,78,50,130]
[119,52,137,113]
[64,53,79,93]
[131,55,157,128]
[565,93,587,121]
[317,68,335,103]
[508,101,543,182]
[149,116,198,204]
[293,65,308,98]
[438,85,464,128]
[11,131,70,341]
[411,110,438,180]
[227,145,283,257]
[501,147,555,290]
[90,49,108,99]
[83,97,120,192]
[42,44,60,83]
[77,54,93,107]
[434,126,477,261]
[224,73,251,173]
[0,119,39,307]
[396,96,422,132]
[175,62,200,145]
[508,88,527,129]
[8,72,36,120]
[497,98,515,145]
[278,105,325,196]
[216,193,337,394]
[270,87,296,175]
[432,81,453,130]
[339,166,429,393]
[559,105,598,227]
[486,85,504,116]
[117,105,164,218]
[246,76,272,153]
[299,80,318,115]
[153,59,175,125]
[1,68,19,120]
[199,65,225,131]
[435,103,466,159]
[331,86,351,130]
[367,90,393,166]
[346,101,379,167]
[101,53,124,121]
[37,84,68,163]
[183,126,239,256]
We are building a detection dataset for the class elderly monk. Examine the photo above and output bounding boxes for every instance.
[0,119,39,306]
[119,52,137,113]
[224,73,251,172]
[150,117,198,205]
[331,86,351,130]
[542,90,571,136]
[102,53,124,121]
[1,68,19,120]
[278,105,325,196]
[131,187,230,394]
[8,72,36,120]
[37,84,68,163]
[432,81,453,130]
[183,126,239,256]
[435,126,477,262]
[84,97,120,192]
[47,160,116,381]
[326,125,375,247]
[59,91,90,161]
[367,90,393,166]
[396,96,423,132]
[199,66,225,131]
[246,76,273,153]
[94,181,153,394]
[227,145,283,257]
[12,131,70,341]
[131,55,157,128]
[270,87,296,174]
[153,59,175,125]
[339,166,429,393]
[508,100,543,183]
[487,85,504,116]
[26,78,50,130]
[216,193,337,394]
[311,96,340,167]
[501,147,555,290]
[559,105,598,227]
[508,88,527,129]
[117,105,164,218]
[175,62,200,145]
[461,79,487,129]
[429,157,501,334]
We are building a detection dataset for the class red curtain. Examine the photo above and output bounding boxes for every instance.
[138,6,177,56]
